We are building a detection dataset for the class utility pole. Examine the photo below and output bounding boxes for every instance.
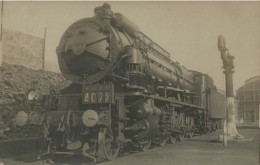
[42,27,46,70]
[218,35,242,146]
[0,0,3,67]
[0,0,3,41]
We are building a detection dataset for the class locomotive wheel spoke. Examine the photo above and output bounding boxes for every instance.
[105,143,113,159]
[102,128,120,161]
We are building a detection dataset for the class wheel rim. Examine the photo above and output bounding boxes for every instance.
[105,131,120,160]
[99,128,120,161]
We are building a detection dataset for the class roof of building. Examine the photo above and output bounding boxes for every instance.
[245,75,260,84]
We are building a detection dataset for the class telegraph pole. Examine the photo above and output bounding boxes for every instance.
[0,0,3,40]
[0,0,3,67]
[42,27,46,70]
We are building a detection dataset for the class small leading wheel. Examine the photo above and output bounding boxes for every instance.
[169,134,177,144]
[99,128,120,161]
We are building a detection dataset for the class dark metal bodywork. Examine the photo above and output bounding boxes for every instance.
[207,89,225,119]
[38,3,224,162]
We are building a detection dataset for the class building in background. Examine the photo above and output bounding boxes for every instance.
[236,75,260,123]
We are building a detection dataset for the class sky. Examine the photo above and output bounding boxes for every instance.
[2,1,260,92]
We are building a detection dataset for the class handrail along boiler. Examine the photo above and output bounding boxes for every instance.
[39,3,224,162]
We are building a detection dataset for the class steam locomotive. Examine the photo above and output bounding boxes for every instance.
[18,3,225,162]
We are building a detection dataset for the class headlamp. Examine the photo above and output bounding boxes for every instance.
[15,111,28,126]
[82,110,98,127]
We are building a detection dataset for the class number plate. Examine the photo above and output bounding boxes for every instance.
[82,84,114,104]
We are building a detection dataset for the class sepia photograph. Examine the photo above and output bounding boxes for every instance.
[0,1,259,165]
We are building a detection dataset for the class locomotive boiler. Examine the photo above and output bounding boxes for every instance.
[36,3,224,162]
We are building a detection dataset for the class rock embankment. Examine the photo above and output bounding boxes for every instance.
[0,62,70,139]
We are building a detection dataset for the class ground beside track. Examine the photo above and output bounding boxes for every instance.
[101,128,259,165]
[0,128,259,165]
